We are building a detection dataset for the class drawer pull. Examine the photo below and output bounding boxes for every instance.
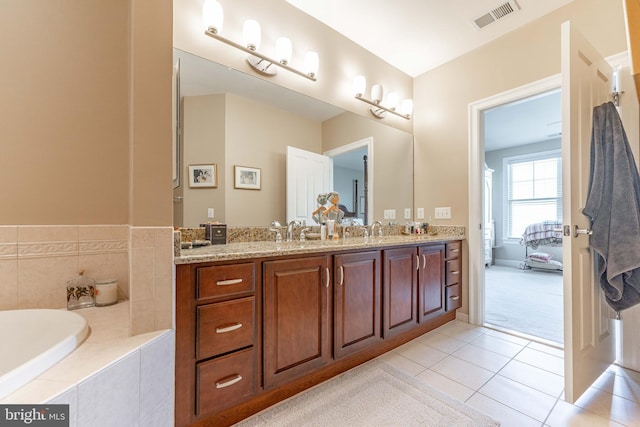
[421,254,426,270]
[450,249,460,253]
[215,374,243,389]
[217,278,243,286]
[449,295,460,300]
[450,271,460,275]
[324,268,330,288]
[338,266,344,286]
[216,323,243,334]
[416,255,420,271]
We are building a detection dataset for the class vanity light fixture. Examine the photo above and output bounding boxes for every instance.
[202,0,319,81]
[352,75,413,120]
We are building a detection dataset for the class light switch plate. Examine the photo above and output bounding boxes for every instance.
[417,208,425,219]
[435,207,451,219]
[207,208,215,218]
[389,209,396,220]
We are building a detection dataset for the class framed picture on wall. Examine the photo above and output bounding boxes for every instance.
[234,165,261,190]
[188,164,217,188]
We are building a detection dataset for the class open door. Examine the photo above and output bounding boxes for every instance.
[286,146,331,224]
[561,21,617,403]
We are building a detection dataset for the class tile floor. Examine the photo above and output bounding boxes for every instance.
[378,320,640,426]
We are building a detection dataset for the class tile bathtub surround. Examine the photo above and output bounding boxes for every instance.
[0,225,129,310]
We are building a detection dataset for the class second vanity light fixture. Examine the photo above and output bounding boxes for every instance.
[202,0,319,81]
[353,75,413,120]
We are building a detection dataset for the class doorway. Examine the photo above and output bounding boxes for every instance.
[482,89,564,345]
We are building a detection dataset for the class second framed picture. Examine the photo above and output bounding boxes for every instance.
[234,165,261,190]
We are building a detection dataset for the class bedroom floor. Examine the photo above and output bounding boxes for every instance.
[484,265,563,344]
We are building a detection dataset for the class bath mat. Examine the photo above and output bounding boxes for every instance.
[236,359,499,426]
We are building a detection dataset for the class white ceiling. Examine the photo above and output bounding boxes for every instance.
[286,0,575,77]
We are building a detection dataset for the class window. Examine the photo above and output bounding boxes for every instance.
[505,151,562,239]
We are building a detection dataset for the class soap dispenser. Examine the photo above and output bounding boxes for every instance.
[66,269,96,310]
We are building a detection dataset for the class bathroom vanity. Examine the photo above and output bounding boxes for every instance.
[174,234,463,427]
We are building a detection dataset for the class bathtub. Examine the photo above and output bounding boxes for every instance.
[0,309,90,399]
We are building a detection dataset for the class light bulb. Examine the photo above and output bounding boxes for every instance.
[304,51,319,78]
[371,85,383,104]
[353,75,366,97]
[276,37,292,65]
[387,92,399,111]
[401,99,414,116]
[243,20,261,50]
[202,0,223,33]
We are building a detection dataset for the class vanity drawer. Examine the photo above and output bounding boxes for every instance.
[446,284,462,311]
[197,263,255,300]
[196,347,255,416]
[445,241,461,259]
[446,258,461,286]
[197,297,255,360]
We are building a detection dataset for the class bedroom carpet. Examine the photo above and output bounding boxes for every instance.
[485,265,563,344]
[235,359,499,427]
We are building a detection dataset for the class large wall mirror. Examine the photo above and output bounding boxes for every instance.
[173,48,414,228]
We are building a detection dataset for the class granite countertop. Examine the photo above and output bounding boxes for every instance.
[175,232,465,265]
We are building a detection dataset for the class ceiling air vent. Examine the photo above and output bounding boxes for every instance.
[473,1,520,29]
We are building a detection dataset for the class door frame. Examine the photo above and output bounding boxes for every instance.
[467,75,561,326]
[324,137,374,225]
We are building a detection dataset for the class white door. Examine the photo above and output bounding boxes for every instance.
[561,21,616,403]
[286,146,331,224]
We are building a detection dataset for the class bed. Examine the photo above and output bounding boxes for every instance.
[519,220,563,272]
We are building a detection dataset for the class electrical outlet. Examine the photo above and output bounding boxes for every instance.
[404,208,411,219]
[207,208,215,218]
[389,209,396,220]
[417,208,425,219]
[435,207,451,219]
[383,210,390,219]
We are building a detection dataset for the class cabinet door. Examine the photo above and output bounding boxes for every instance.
[334,251,381,359]
[382,247,418,338]
[418,244,445,322]
[263,256,331,389]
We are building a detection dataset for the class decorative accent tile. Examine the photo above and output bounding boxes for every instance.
[0,243,18,259]
[78,240,128,255]
[18,242,79,259]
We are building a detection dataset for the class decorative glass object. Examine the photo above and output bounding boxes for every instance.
[66,269,96,310]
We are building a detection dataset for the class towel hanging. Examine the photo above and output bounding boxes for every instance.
[583,102,640,312]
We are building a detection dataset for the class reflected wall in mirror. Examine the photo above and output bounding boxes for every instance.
[173,48,414,228]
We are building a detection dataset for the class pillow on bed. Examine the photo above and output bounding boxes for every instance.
[528,252,552,262]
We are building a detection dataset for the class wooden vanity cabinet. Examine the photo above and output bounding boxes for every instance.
[445,241,463,311]
[382,246,419,338]
[175,261,259,427]
[262,255,331,389]
[333,250,382,359]
[418,244,446,322]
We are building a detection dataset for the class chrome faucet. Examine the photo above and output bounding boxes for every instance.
[269,220,283,243]
[286,220,301,242]
[370,221,383,238]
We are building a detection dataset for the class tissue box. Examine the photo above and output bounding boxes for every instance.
[200,223,227,245]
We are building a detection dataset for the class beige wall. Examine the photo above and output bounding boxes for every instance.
[173,0,413,134]
[413,0,629,314]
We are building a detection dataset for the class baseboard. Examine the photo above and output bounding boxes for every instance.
[455,311,469,323]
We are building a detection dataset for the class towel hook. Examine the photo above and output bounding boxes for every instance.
[574,225,593,238]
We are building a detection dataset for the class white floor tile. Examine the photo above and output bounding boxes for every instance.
[528,341,565,358]
[466,392,541,427]
[479,374,557,421]
[499,359,564,397]
[395,341,448,368]
[436,321,487,342]
[546,398,626,427]
[592,371,640,403]
[452,344,511,372]
[415,369,475,402]
[515,347,565,376]
[470,333,526,358]
[416,331,467,354]
[574,386,640,426]
[377,351,426,376]
[484,328,532,346]
[430,355,495,390]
